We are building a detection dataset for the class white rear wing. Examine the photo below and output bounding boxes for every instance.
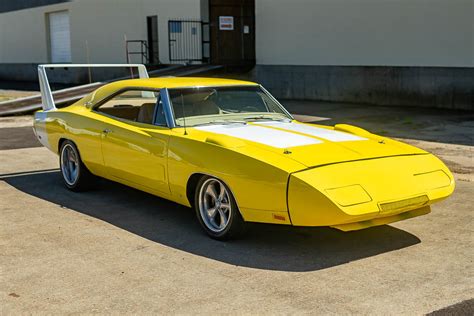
[38,64,149,111]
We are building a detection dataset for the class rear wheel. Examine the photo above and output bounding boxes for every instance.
[59,140,95,191]
[194,176,245,240]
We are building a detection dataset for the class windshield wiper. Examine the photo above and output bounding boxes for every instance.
[193,119,247,127]
[243,116,289,122]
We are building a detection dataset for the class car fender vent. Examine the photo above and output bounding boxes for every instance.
[334,124,371,137]
[205,136,245,148]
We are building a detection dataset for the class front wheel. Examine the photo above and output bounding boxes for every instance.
[194,176,245,240]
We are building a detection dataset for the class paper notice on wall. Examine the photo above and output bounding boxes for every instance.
[219,16,234,30]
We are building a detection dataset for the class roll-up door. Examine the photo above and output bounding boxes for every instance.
[48,11,71,62]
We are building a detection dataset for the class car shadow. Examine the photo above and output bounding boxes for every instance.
[3,170,421,272]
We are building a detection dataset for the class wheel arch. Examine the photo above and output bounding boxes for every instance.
[186,172,241,212]
[58,138,84,162]
[58,137,69,153]
[186,173,205,207]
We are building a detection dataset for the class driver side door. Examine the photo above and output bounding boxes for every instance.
[94,89,171,195]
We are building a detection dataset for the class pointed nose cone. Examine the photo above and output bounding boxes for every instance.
[287,153,454,228]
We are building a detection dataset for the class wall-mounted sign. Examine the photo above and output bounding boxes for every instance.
[219,16,234,30]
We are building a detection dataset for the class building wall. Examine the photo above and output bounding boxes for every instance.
[0,2,71,63]
[254,0,473,110]
[1,0,472,109]
[253,65,474,110]
[0,0,202,65]
[255,0,473,67]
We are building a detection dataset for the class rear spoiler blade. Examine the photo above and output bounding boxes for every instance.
[38,63,149,111]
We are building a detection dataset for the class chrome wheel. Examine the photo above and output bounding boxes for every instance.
[198,178,232,233]
[61,143,79,186]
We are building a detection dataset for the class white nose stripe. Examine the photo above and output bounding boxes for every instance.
[195,124,322,148]
[256,122,367,142]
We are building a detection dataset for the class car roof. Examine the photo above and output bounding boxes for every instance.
[110,77,256,89]
[86,77,259,105]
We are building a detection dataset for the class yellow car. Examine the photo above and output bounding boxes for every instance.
[33,64,455,240]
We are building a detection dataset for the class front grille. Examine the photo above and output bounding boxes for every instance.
[379,195,429,213]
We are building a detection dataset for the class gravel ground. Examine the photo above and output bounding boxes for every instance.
[0,89,38,102]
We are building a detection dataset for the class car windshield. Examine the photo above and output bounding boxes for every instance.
[168,86,292,127]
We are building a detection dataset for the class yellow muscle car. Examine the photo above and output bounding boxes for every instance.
[33,64,455,239]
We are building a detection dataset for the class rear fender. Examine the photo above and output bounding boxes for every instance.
[33,111,54,151]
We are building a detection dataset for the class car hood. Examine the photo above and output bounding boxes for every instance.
[193,121,427,169]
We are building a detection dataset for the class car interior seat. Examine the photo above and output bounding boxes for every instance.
[137,103,156,124]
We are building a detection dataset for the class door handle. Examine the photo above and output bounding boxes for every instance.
[103,128,112,134]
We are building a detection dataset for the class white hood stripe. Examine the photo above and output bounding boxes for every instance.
[195,124,322,148]
[256,121,367,142]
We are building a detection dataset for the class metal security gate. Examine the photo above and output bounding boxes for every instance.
[168,20,209,63]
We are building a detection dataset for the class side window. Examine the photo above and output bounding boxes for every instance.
[96,90,165,126]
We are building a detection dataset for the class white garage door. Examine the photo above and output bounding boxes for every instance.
[48,11,71,63]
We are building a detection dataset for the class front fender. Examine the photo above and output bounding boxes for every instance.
[167,132,304,224]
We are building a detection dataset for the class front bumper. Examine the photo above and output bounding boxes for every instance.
[287,154,455,229]
[330,206,431,231]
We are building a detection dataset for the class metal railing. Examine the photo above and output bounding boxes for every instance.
[126,40,149,64]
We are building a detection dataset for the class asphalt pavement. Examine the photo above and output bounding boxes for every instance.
[1,102,473,314]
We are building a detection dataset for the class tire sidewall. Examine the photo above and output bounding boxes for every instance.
[60,141,82,190]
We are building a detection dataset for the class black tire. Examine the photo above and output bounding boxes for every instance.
[194,176,245,240]
[59,140,96,192]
